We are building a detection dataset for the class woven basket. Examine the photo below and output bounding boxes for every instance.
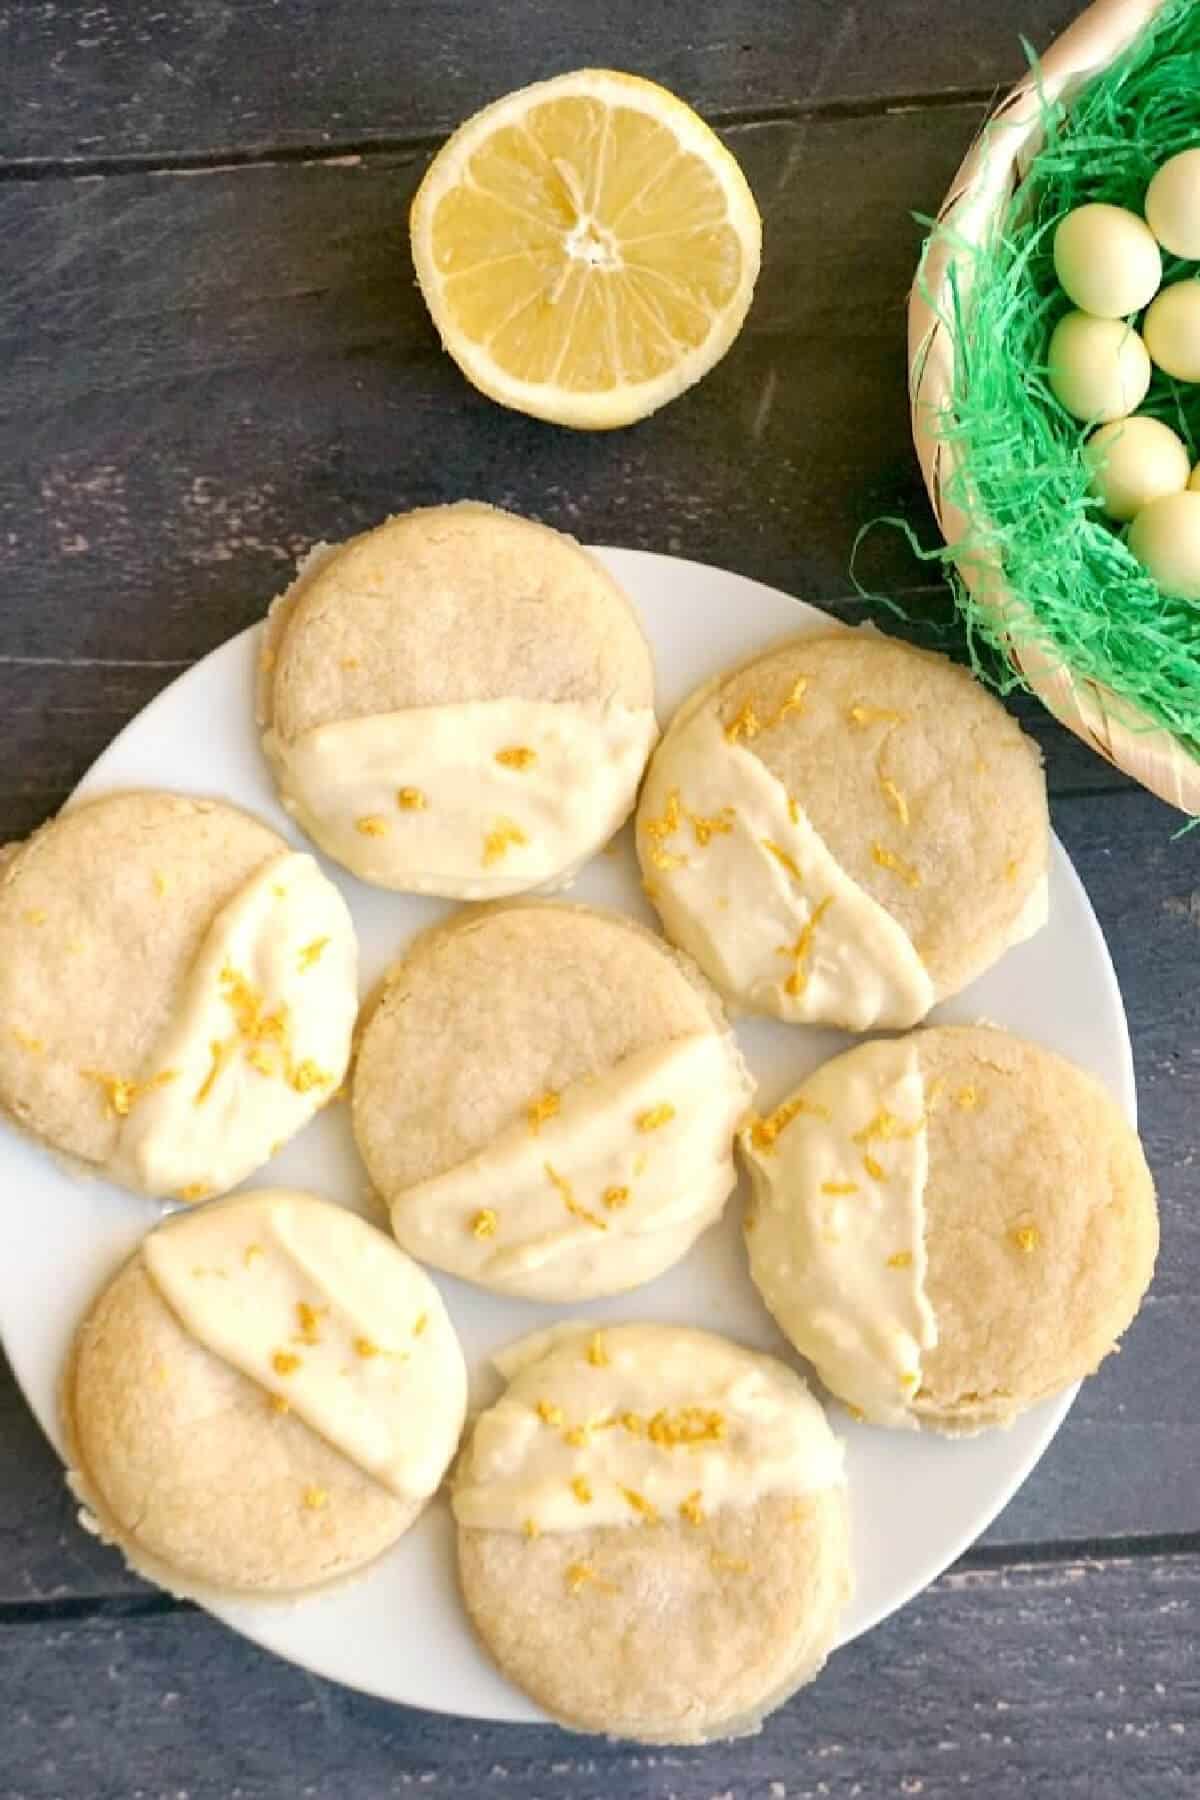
[908,0,1199,816]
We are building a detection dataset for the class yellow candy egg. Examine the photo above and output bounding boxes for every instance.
[1145,148,1200,259]
[1047,312,1152,423]
[1052,204,1162,318]
[1127,491,1200,600]
[1142,280,1200,382]
[1083,416,1191,522]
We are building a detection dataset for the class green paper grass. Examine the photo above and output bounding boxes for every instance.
[916,0,1200,757]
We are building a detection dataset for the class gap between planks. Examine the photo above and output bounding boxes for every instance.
[2,1530,1195,1632]
[0,85,998,186]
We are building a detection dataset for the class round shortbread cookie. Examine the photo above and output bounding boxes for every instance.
[62,1189,467,1599]
[0,791,358,1201]
[352,903,755,1301]
[454,1323,851,1743]
[741,1026,1158,1434]
[635,632,1049,1030]
[258,502,658,898]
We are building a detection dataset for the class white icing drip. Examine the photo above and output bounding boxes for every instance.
[742,1038,937,1428]
[389,1031,754,1302]
[111,853,357,1199]
[143,1190,467,1501]
[639,704,934,1030]
[453,1323,844,1533]
[263,696,658,898]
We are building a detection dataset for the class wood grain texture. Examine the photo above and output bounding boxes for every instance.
[1,0,1079,168]
[1,108,979,668]
[2,1554,1196,1800]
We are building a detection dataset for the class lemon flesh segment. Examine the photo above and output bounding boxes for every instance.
[412,73,762,429]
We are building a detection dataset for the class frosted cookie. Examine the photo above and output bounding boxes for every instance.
[0,791,356,1202]
[258,502,658,898]
[352,903,754,1301]
[636,633,1049,1030]
[741,1026,1158,1434]
[454,1323,850,1744]
[62,1189,467,1599]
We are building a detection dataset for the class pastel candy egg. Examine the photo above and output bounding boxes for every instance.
[1047,312,1151,423]
[1052,204,1162,318]
[1145,149,1200,259]
[1127,491,1200,601]
[1083,416,1191,522]
[1142,281,1200,382]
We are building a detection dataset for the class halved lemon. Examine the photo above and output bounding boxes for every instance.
[410,69,762,430]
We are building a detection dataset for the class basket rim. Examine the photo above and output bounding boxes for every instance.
[907,0,1199,817]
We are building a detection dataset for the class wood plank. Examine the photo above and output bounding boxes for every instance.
[1,107,982,669]
[1,1552,1196,1796]
[1,790,1194,1602]
[2,0,1079,167]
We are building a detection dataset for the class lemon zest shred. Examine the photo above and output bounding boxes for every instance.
[778,896,834,996]
[724,700,761,743]
[482,817,527,866]
[647,1407,725,1447]
[295,1303,323,1346]
[621,1487,660,1524]
[680,1491,705,1527]
[566,1560,613,1594]
[545,1161,607,1230]
[86,1066,178,1119]
[710,1551,751,1574]
[495,746,537,769]
[747,1092,831,1152]
[689,806,735,847]
[880,776,911,826]
[526,1089,560,1135]
[470,1208,498,1239]
[636,1103,675,1133]
[871,842,921,888]
[849,703,908,728]
[762,839,802,880]
[774,676,809,722]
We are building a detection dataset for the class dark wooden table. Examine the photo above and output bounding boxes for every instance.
[2,4,1197,1795]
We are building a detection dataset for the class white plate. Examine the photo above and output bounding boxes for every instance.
[0,549,1133,1723]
